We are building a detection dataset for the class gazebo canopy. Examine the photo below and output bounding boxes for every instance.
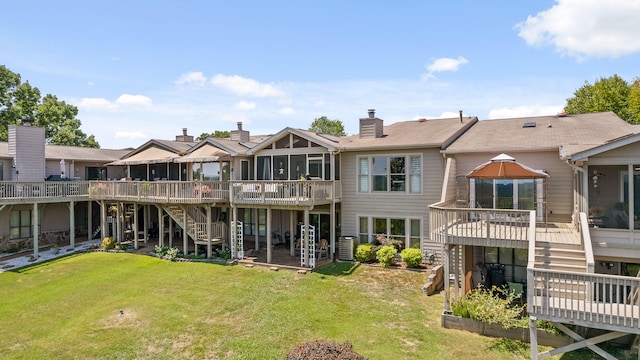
[466,154,549,180]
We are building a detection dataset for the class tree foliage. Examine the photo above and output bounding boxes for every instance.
[564,74,640,124]
[0,65,99,147]
[309,116,346,136]
[197,130,230,140]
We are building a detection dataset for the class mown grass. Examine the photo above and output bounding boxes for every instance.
[0,253,633,359]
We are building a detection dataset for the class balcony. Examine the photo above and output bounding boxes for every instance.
[430,201,536,249]
[231,180,338,207]
[88,181,229,204]
[0,181,90,204]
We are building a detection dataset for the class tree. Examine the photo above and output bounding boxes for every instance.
[0,65,99,147]
[564,74,639,124]
[309,116,346,136]
[197,130,230,141]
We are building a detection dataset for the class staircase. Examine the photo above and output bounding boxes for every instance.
[533,240,588,298]
[162,205,228,257]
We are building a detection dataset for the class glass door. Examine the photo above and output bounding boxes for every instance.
[308,157,323,179]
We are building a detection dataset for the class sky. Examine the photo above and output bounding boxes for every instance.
[2,0,640,149]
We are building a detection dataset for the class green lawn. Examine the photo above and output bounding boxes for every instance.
[0,253,631,359]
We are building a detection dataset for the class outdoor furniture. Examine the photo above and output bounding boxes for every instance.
[317,239,329,259]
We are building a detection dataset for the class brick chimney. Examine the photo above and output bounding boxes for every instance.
[175,128,194,142]
[230,122,250,142]
[359,109,383,139]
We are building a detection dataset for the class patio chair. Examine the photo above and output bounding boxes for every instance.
[317,239,329,260]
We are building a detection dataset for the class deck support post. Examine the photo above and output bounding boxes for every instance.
[266,207,272,263]
[443,244,451,312]
[206,206,212,258]
[529,316,538,360]
[158,206,164,247]
[32,203,39,257]
[133,203,139,250]
[289,210,295,257]
[254,208,259,251]
[87,200,92,240]
[116,202,122,243]
[100,201,106,240]
[183,206,188,255]
[68,201,75,248]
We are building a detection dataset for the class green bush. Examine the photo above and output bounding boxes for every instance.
[376,245,397,267]
[165,247,180,261]
[101,237,115,250]
[154,245,168,258]
[355,244,374,263]
[286,340,366,360]
[451,286,524,329]
[216,248,231,260]
[401,248,423,268]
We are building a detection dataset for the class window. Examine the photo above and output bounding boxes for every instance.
[242,209,255,236]
[372,157,388,191]
[358,155,421,193]
[483,247,528,283]
[241,160,250,180]
[359,216,421,249]
[10,210,31,239]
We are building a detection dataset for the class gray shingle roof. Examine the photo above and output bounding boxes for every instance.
[444,112,639,155]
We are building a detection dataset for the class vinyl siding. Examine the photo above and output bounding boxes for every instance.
[340,148,445,254]
[450,151,574,217]
[9,125,45,181]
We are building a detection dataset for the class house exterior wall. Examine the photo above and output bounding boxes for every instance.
[449,151,574,219]
[340,147,445,255]
[8,125,45,181]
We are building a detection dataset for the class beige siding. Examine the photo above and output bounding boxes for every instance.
[340,148,444,250]
[9,125,45,181]
[451,151,574,217]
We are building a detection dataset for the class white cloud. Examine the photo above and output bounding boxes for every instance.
[115,131,147,139]
[211,74,285,97]
[116,94,153,107]
[175,71,207,86]
[516,0,640,59]
[279,107,295,115]
[87,81,95,87]
[77,98,117,111]
[488,105,564,119]
[234,101,256,110]
[422,56,469,80]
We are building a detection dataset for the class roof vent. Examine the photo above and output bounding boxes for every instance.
[522,122,536,128]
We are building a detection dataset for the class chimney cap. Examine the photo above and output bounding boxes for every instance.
[367,109,376,118]
[21,115,33,126]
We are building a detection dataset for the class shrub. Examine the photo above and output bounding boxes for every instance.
[286,340,367,360]
[376,245,397,267]
[354,244,374,263]
[375,235,403,251]
[101,237,115,250]
[401,248,423,268]
[451,286,524,329]
[165,247,180,261]
[154,245,168,258]
[216,248,231,260]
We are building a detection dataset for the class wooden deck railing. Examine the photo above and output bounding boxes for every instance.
[527,268,640,332]
[88,181,230,203]
[230,180,336,206]
[0,181,90,203]
[430,201,534,248]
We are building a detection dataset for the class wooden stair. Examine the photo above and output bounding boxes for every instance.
[533,241,588,298]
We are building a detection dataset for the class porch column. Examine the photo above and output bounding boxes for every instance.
[143,205,148,243]
[304,209,310,267]
[100,201,106,240]
[32,203,39,257]
[183,207,188,255]
[116,203,122,243]
[266,207,272,263]
[206,206,212,258]
[443,244,451,312]
[330,202,335,261]
[87,200,93,240]
[68,201,75,248]
[254,208,259,251]
[133,203,139,250]
[289,210,295,256]
[158,207,164,247]
[232,205,238,258]
[168,218,173,248]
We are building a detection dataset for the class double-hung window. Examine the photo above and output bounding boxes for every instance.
[358,155,421,193]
